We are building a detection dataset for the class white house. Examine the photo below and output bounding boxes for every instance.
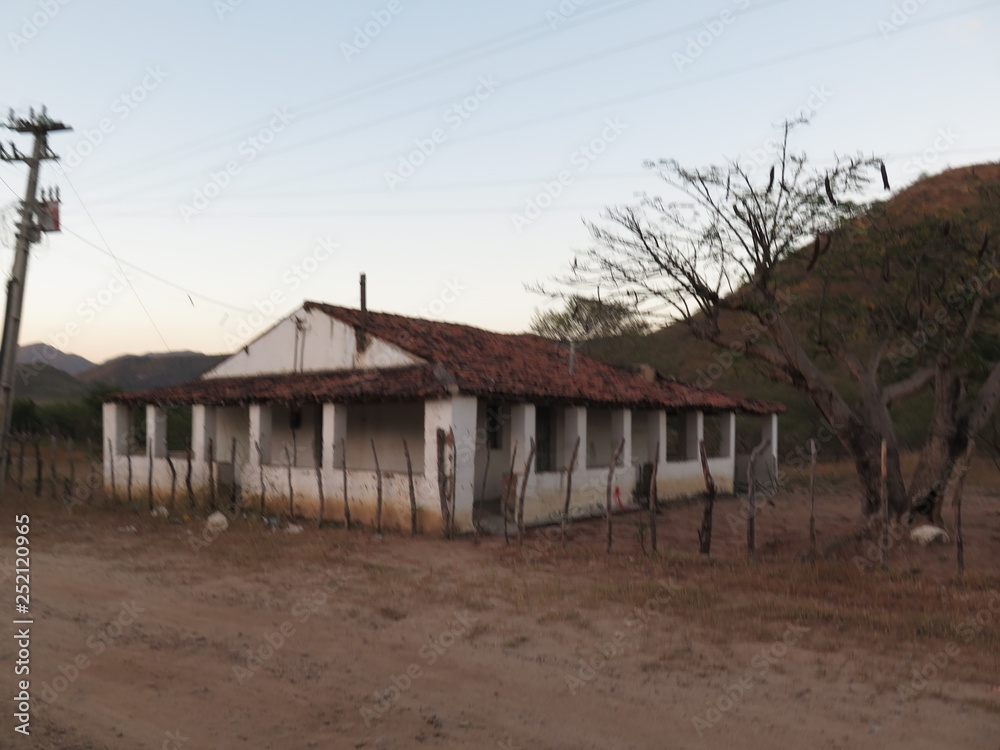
[102,299,782,532]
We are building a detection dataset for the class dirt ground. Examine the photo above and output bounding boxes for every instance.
[2,467,999,750]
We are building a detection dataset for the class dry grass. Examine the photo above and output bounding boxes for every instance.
[7,469,1000,693]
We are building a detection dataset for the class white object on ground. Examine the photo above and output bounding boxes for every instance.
[205,512,229,534]
[910,525,950,546]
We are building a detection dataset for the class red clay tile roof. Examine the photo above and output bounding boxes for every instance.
[110,302,783,415]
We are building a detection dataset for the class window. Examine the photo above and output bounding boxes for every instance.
[535,406,557,472]
[485,403,503,450]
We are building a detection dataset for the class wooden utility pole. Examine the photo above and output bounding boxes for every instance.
[0,109,71,483]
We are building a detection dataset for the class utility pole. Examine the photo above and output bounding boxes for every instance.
[0,107,71,486]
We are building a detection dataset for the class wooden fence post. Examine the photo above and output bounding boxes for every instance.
[283,443,294,520]
[880,440,889,572]
[185,441,194,510]
[403,439,417,536]
[606,438,626,554]
[108,438,117,502]
[126,438,134,506]
[562,436,580,547]
[951,440,976,578]
[517,439,537,547]
[257,441,266,515]
[208,439,216,510]
[477,442,491,539]
[147,438,154,511]
[371,440,383,535]
[697,440,715,555]
[436,429,451,538]
[341,438,351,529]
[808,438,817,561]
[449,429,458,539]
[50,434,58,499]
[165,451,177,512]
[314,439,325,528]
[229,437,238,511]
[648,440,660,554]
[504,441,517,546]
[747,438,771,561]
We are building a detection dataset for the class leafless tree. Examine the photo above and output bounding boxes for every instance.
[557,121,1000,518]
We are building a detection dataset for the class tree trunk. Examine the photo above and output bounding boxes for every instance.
[907,363,964,519]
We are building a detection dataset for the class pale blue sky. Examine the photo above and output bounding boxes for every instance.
[2,0,998,363]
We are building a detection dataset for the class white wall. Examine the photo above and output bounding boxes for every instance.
[472,401,510,501]
[269,404,323,467]
[103,397,760,533]
[344,402,425,474]
[204,309,422,378]
[587,408,613,468]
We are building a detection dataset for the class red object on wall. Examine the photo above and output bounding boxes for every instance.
[38,201,60,232]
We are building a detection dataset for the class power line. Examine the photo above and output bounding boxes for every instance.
[81,0,664,187]
[86,0,999,207]
[57,223,255,313]
[55,166,171,351]
[82,0,799,199]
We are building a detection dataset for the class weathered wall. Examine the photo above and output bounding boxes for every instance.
[344,402,425,474]
[204,309,421,379]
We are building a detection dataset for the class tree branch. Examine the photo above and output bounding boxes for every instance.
[882,366,935,408]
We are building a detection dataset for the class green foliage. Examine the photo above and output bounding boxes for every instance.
[531,295,649,341]
[10,384,123,442]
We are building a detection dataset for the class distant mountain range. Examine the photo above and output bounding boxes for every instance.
[16,343,96,375]
[13,344,226,403]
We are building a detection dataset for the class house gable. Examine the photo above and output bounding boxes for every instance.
[203,306,423,380]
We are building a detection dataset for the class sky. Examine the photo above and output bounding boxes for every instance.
[1,0,998,364]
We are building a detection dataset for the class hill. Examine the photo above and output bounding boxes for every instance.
[12,363,89,404]
[16,343,95,375]
[78,351,227,392]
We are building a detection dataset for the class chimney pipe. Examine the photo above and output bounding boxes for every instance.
[357,273,369,353]
[360,273,367,319]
